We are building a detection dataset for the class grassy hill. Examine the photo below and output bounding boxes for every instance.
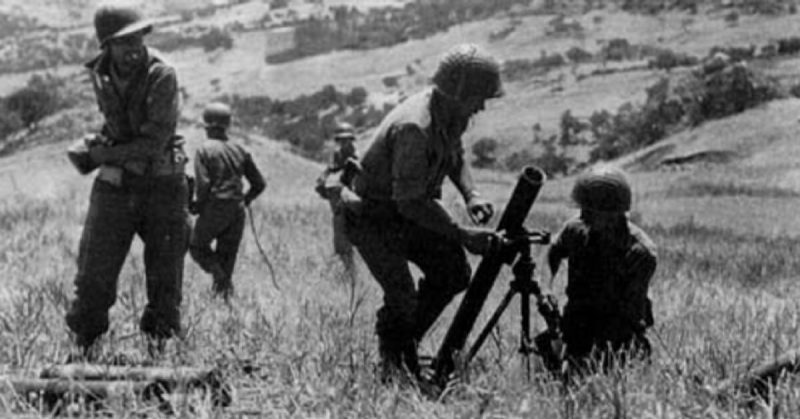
[4,1,800,417]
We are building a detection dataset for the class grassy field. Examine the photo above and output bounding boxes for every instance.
[2,126,800,417]
[3,1,800,417]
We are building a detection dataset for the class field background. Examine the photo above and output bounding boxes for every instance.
[2,0,800,417]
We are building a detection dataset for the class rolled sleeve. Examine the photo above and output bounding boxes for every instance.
[391,124,432,201]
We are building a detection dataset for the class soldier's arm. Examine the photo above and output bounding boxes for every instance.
[194,150,211,210]
[620,244,657,330]
[91,65,179,164]
[547,223,573,278]
[243,151,266,205]
[447,141,479,203]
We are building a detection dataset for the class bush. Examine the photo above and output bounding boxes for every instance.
[587,62,783,163]
[648,49,699,71]
[471,137,498,168]
[3,74,63,129]
[345,87,368,107]
[777,37,800,55]
[603,38,635,61]
[565,46,593,63]
[501,53,566,81]
[200,27,234,52]
[227,85,391,161]
[504,148,536,172]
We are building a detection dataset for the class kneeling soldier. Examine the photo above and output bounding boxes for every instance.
[548,166,657,375]
[189,102,266,300]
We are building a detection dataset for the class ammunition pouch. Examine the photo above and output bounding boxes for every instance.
[67,136,101,175]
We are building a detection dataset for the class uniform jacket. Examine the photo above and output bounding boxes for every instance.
[353,88,470,204]
[85,47,183,176]
[194,135,266,210]
[548,216,657,327]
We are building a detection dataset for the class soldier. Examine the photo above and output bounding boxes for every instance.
[189,102,266,300]
[338,44,505,381]
[65,3,189,357]
[547,165,657,375]
[315,122,359,276]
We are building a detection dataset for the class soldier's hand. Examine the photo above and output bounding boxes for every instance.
[460,227,503,255]
[83,133,107,148]
[467,195,494,225]
[338,186,363,216]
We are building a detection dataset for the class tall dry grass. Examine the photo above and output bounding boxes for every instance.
[1,182,800,418]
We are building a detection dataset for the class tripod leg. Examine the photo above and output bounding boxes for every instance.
[467,287,517,363]
[521,286,531,381]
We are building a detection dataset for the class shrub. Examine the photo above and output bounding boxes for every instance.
[565,46,593,63]
[501,53,566,81]
[200,27,234,52]
[345,87,368,107]
[648,49,699,71]
[603,38,635,61]
[3,74,63,129]
[227,85,391,161]
[777,37,800,55]
[471,137,498,168]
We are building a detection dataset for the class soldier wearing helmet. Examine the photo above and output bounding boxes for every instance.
[189,102,266,300]
[65,2,189,358]
[336,44,505,383]
[315,122,360,278]
[547,165,657,376]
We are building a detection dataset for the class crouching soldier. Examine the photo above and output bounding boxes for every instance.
[547,165,657,376]
[338,44,505,382]
[189,102,266,300]
[65,3,190,357]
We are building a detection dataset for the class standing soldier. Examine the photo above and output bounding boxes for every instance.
[547,165,657,375]
[65,3,189,357]
[338,44,505,382]
[189,102,266,301]
[315,122,359,276]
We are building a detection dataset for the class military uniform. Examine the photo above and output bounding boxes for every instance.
[66,46,189,347]
[320,147,358,262]
[548,216,657,370]
[346,88,477,373]
[190,132,265,297]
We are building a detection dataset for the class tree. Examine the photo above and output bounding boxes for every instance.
[4,74,61,129]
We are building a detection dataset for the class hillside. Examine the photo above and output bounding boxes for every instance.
[2,1,800,235]
[6,3,800,417]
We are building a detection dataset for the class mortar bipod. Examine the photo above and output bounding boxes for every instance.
[465,229,551,381]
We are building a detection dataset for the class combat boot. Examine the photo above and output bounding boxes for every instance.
[66,334,101,363]
[146,336,167,360]
[211,266,233,300]
[378,346,405,385]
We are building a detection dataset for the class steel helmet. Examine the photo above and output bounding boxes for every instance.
[94,3,153,46]
[202,102,232,128]
[571,165,632,212]
[432,44,504,101]
[333,122,355,141]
